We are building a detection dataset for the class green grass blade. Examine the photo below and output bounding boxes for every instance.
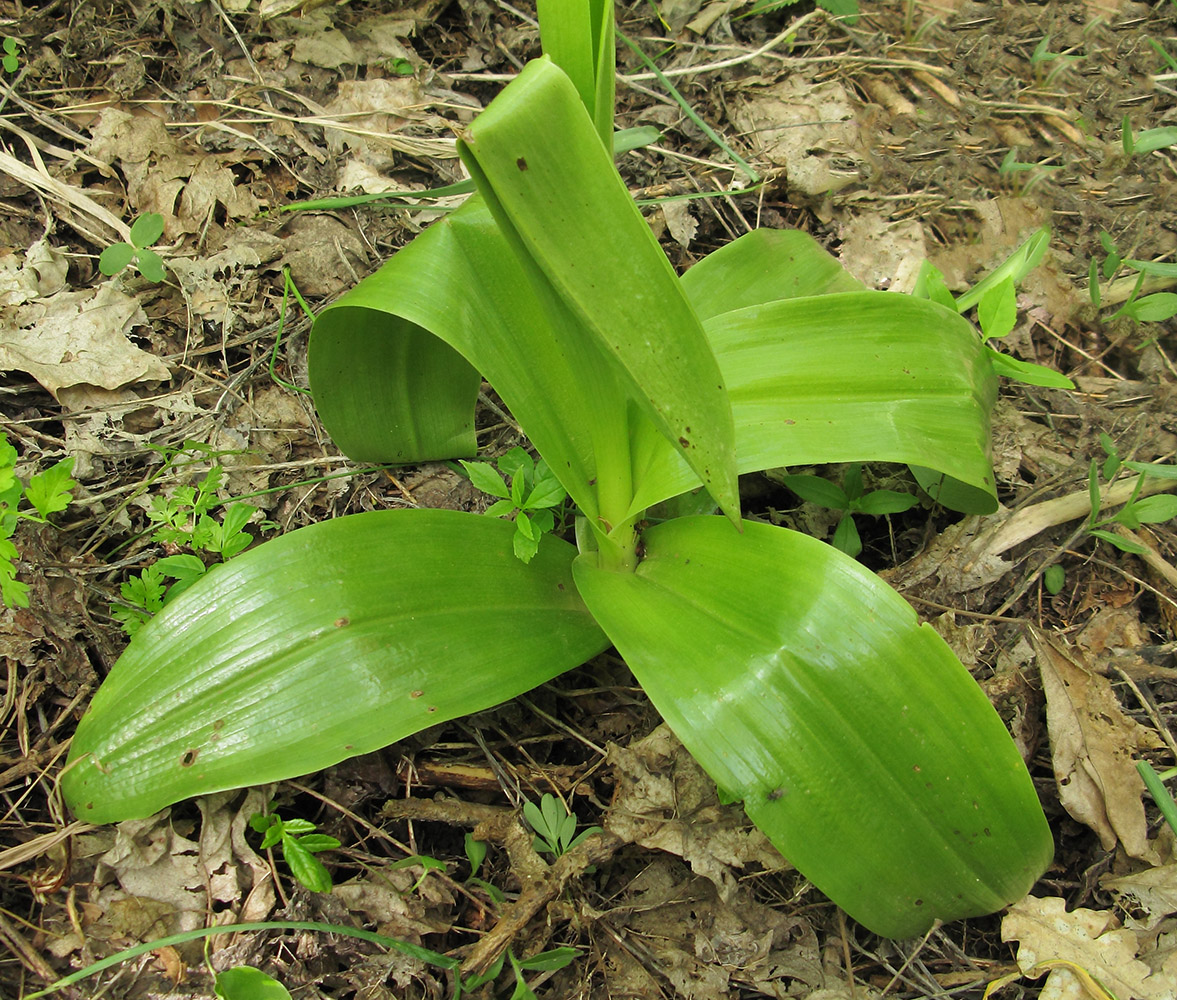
[63,510,608,823]
[573,517,1052,938]
[458,58,739,524]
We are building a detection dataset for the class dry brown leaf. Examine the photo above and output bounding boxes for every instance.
[605,724,786,902]
[838,212,926,292]
[3,283,170,396]
[1001,895,1177,999]
[731,78,863,197]
[1103,865,1177,924]
[1032,629,1162,861]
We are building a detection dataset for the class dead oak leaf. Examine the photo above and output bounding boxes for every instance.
[1001,895,1176,1000]
[1032,628,1162,862]
[3,283,170,396]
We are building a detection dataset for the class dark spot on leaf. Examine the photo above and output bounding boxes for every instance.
[679,436,690,448]
[768,787,784,800]
[85,802,94,811]
[784,419,795,425]
[181,749,199,767]
[335,616,350,627]
[516,157,528,171]
[213,719,225,731]
[912,764,921,772]
[557,582,565,590]
[410,690,424,699]
[914,898,924,906]
[428,705,438,713]
[345,744,354,750]
[984,827,992,837]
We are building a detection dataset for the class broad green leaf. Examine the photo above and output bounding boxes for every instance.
[282,834,332,892]
[977,277,1017,340]
[129,212,165,248]
[1130,494,1177,523]
[537,0,614,145]
[831,512,861,557]
[461,460,511,499]
[24,457,75,518]
[629,292,1000,516]
[1133,126,1177,154]
[1089,527,1149,554]
[63,510,608,823]
[679,228,863,323]
[573,517,1052,938]
[516,947,581,972]
[854,489,919,516]
[215,965,292,1000]
[778,474,849,510]
[1117,292,1177,323]
[137,248,166,283]
[98,242,135,276]
[310,195,628,524]
[458,58,739,523]
[1124,460,1177,479]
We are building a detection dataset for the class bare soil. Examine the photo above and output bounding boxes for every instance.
[2,0,1177,998]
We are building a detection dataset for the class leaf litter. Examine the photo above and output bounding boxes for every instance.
[2,0,1177,997]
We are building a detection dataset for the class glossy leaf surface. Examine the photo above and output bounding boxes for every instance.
[630,291,1000,514]
[573,517,1052,938]
[458,58,739,522]
[64,510,608,823]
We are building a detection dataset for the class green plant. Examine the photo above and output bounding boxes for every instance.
[2,36,19,74]
[772,463,918,558]
[1028,34,1080,84]
[0,432,75,607]
[462,446,569,562]
[63,0,1054,940]
[113,464,259,635]
[745,0,859,22]
[1087,230,1177,324]
[1121,115,1177,156]
[998,147,1063,193]
[99,212,166,282]
[1043,434,1177,593]
[523,793,602,858]
[249,810,341,893]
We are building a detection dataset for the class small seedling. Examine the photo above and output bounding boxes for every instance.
[388,853,447,894]
[998,147,1063,193]
[774,464,917,558]
[1121,115,1177,156]
[113,464,259,635]
[1028,34,1080,84]
[249,811,341,893]
[461,446,569,563]
[1087,230,1177,324]
[1137,761,1177,838]
[1084,435,1177,555]
[2,36,19,74]
[0,432,75,607]
[523,793,601,858]
[99,212,166,282]
[214,964,291,1000]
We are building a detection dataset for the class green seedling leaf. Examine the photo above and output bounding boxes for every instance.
[1122,115,1136,155]
[485,499,516,517]
[1043,564,1065,595]
[1133,126,1177,154]
[465,833,487,878]
[98,242,135,276]
[832,512,862,557]
[1123,460,1177,480]
[1087,528,1149,554]
[1088,258,1101,306]
[215,965,292,1000]
[1088,458,1102,524]
[129,213,165,249]
[574,517,1052,939]
[842,463,863,502]
[24,458,75,518]
[985,348,1074,389]
[137,248,166,283]
[281,832,333,892]
[461,461,511,499]
[854,490,919,516]
[911,261,957,311]
[522,470,568,509]
[1116,292,1177,323]
[955,226,1050,314]
[516,947,581,973]
[977,276,1017,340]
[498,446,534,479]
[778,474,849,510]
[1124,258,1177,277]
[1129,495,1177,523]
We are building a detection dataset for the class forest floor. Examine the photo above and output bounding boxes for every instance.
[2,0,1177,997]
